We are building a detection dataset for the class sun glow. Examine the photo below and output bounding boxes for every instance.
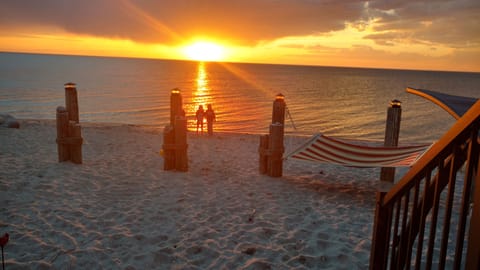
[183,41,225,62]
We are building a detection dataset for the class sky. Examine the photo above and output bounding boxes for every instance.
[1,0,479,72]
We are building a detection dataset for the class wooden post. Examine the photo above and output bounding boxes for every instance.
[261,94,286,177]
[258,134,269,174]
[268,123,284,177]
[64,82,79,123]
[56,106,70,162]
[170,88,183,127]
[163,88,188,172]
[64,82,83,164]
[174,117,188,171]
[380,100,402,182]
[272,93,286,126]
[466,159,480,269]
[68,121,83,164]
[57,83,83,164]
[162,125,176,170]
[370,192,391,269]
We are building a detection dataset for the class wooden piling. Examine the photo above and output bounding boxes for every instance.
[68,121,83,164]
[268,123,284,177]
[268,94,286,177]
[272,93,286,126]
[56,83,83,164]
[259,94,286,177]
[170,88,183,127]
[56,106,70,162]
[380,100,402,182]
[174,117,188,171]
[258,134,269,174]
[64,82,79,123]
[162,125,176,170]
[163,88,188,172]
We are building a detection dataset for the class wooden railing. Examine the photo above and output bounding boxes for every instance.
[370,100,480,270]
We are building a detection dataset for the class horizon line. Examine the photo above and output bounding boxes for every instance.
[1,50,479,74]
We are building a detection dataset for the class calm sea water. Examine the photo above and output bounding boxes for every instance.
[1,52,479,142]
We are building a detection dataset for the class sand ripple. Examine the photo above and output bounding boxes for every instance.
[1,120,381,269]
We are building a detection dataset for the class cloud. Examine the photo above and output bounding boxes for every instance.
[365,0,480,48]
[301,44,479,72]
[1,0,478,62]
[0,0,366,45]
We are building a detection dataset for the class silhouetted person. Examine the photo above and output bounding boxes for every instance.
[195,105,205,134]
[205,104,216,136]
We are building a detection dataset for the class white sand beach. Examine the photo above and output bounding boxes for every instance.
[0,120,393,269]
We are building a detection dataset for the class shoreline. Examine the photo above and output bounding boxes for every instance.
[1,119,387,269]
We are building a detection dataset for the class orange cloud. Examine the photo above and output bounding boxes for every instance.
[1,0,479,72]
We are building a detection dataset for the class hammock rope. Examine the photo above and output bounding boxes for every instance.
[285,104,297,130]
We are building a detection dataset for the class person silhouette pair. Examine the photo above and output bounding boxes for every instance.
[195,104,215,135]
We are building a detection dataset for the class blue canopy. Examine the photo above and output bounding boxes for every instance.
[406,87,478,120]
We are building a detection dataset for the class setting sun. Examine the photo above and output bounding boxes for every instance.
[183,41,225,62]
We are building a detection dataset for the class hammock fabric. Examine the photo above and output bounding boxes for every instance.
[406,87,478,120]
[285,134,431,168]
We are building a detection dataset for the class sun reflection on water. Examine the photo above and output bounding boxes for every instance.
[189,62,214,130]
[195,62,209,103]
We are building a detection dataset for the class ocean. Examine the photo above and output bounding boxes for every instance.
[1,52,479,142]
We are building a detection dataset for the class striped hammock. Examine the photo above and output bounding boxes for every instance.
[285,134,431,168]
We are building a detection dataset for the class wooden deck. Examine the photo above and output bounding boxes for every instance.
[370,100,480,269]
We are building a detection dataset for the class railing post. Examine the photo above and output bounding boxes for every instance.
[466,151,480,269]
[370,192,391,270]
[380,100,402,182]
